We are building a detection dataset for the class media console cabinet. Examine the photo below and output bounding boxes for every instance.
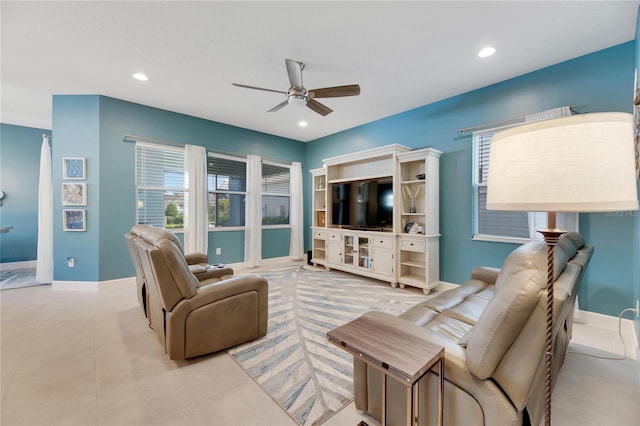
[310,144,441,293]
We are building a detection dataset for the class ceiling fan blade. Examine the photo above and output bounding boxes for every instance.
[267,99,289,113]
[232,83,287,95]
[285,59,304,90]
[306,98,333,116]
[309,84,361,98]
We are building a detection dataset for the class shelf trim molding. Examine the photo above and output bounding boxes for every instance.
[323,144,411,166]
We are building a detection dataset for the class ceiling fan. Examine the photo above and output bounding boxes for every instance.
[232,59,360,116]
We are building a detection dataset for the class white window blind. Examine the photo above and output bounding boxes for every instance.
[472,129,529,242]
[135,143,187,229]
[207,154,246,227]
[261,162,290,225]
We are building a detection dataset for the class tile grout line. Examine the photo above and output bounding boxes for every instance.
[169,359,206,426]
[0,288,45,408]
[93,295,101,426]
[0,326,29,408]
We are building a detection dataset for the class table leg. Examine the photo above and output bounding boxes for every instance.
[438,356,444,426]
[413,380,419,426]
[382,373,387,426]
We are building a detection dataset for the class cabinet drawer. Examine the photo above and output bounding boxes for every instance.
[313,229,326,240]
[327,231,341,241]
[400,238,426,252]
[372,236,393,249]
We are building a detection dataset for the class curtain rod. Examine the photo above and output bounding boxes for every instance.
[123,134,185,148]
[455,105,577,134]
[122,134,295,166]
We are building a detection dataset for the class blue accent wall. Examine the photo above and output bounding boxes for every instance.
[0,124,52,263]
[304,42,638,318]
[52,95,304,282]
[209,231,244,264]
[262,228,291,259]
[52,96,101,281]
[5,40,639,321]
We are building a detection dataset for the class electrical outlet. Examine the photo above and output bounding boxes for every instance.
[67,257,75,268]
[216,248,221,255]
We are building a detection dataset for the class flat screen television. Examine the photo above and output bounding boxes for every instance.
[331,178,393,230]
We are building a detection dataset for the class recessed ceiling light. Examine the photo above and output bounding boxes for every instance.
[133,73,149,81]
[478,47,496,58]
[298,121,308,127]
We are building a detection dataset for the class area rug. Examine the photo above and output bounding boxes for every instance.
[227,264,432,426]
[0,267,48,290]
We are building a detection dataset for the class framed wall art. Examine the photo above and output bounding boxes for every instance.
[63,209,86,231]
[63,157,86,180]
[62,182,87,206]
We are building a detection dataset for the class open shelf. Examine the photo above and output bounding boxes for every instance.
[400,259,425,269]
[398,274,427,286]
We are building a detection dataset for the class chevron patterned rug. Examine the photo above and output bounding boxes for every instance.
[227,264,432,426]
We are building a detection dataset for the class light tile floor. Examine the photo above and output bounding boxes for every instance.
[1,268,639,426]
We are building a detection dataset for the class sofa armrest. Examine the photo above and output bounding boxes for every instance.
[356,312,519,425]
[184,252,209,265]
[166,274,268,359]
[191,266,234,282]
[185,274,268,310]
[359,312,477,391]
[470,267,500,285]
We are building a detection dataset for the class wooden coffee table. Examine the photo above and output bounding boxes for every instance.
[327,314,444,426]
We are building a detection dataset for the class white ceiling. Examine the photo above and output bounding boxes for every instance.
[2,1,638,142]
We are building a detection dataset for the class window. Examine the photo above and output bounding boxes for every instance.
[472,129,529,242]
[207,154,246,227]
[261,162,290,225]
[135,143,186,229]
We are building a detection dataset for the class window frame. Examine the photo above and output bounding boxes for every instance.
[135,142,187,232]
[261,160,292,228]
[472,125,531,244]
[207,152,247,232]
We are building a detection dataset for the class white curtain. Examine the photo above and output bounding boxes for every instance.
[289,161,304,260]
[244,155,262,267]
[36,135,53,283]
[525,106,579,239]
[184,145,208,255]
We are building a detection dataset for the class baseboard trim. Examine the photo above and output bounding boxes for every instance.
[52,276,137,292]
[233,256,304,272]
[577,309,636,332]
[0,260,37,271]
[576,309,640,361]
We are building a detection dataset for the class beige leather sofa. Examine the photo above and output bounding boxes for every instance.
[126,225,268,359]
[353,232,592,426]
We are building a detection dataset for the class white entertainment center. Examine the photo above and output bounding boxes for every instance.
[310,144,441,293]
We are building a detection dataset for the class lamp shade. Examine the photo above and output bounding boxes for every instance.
[486,112,639,212]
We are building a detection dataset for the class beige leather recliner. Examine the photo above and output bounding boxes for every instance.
[127,225,268,359]
[352,232,592,426]
[126,224,235,317]
[125,231,149,316]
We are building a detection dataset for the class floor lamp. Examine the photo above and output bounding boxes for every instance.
[485,112,639,426]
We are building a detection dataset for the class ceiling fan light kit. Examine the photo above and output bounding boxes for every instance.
[233,58,360,116]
